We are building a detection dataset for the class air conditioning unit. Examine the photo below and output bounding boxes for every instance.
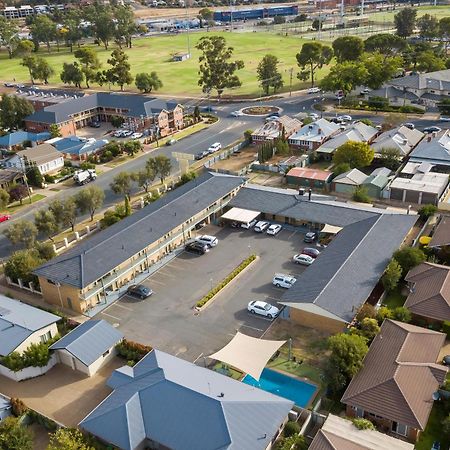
[288,410,299,421]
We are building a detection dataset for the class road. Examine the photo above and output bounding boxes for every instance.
[0,92,448,259]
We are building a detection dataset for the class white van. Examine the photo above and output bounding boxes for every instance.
[207,142,222,154]
[272,274,297,289]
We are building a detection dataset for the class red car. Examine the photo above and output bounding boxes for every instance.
[0,214,11,223]
[302,247,320,259]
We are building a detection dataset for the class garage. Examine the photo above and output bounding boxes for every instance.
[221,207,260,227]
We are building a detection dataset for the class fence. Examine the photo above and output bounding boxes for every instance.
[203,141,248,169]
[0,354,57,382]
[53,221,100,254]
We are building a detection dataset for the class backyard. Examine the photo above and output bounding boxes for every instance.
[416,398,450,450]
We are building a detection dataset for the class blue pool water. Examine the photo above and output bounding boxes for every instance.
[242,368,317,407]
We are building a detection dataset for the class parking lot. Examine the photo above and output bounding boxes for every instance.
[96,224,315,362]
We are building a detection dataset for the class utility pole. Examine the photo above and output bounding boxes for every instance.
[20,157,33,204]
[288,68,293,97]
[185,1,191,56]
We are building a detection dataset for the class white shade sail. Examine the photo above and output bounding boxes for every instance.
[321,224,343,235]
[221,207,260,224]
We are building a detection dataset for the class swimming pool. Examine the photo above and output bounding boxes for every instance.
[242,368,317,408]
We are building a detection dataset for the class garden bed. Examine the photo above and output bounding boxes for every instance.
[241,106,280,116]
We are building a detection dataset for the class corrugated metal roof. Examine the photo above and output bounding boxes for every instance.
[0,131,51,147]
[80,350,293,450]
[50,320,123,366]
[409,130,450,167]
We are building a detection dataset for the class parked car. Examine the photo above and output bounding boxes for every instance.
[127,284,153,299]
[208,142,222,153]
[131,132,143,139]
[308,113,319,120]
[0,214,11,223]
[337,115,352,122]
[195,235,218,248]
[254,221,270,232]
[293,254,314,265]
[307,87,321,94]
[241,219,257,229]
[122,130,133,137]
[113,130,125,138]
[267,224,282,235]
[302,247,320,258]
[195,150,209,160]
[185,241,208,255]
[272,274,297,289]
[230,110,243,117]
[423,126,442,133]
[88,121,101,128]
[403,122,415,130]
[265,115,280,122]
[247,300,280,319]
[166,138,177,146]
[303,232,318,243]
[440,116,450,122]
[360,88,370,95]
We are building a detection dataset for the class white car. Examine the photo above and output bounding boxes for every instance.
[265,115,280,122]
[131,132,143,139]
[361,88,370,95]
[308,113,319,121]
[267,224,282,235]
[254,221,270,233]
[337,115,352,122]
[230,110,243,117]
[403,123,415,130]
[307,87,321,94]
[293,254,314,265]
[113,130,125,138]
[247,300,280,319]
[440,116,450,122]
[273,274,297,289]
[208,142,222,153]
[241,219,257,229]
[195,235,218,248]
[122,130,133,137]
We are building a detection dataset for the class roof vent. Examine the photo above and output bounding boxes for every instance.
[217,392,224,398]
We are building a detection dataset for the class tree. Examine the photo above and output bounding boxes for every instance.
[74,185,105,221]
[438,99,450,116]
[296,42,333,87]
[257,54,284,95]
[4,248,43,284]
[364,33,406,59]
[393,247,426,276]
[91,6,115,50]
[333,141,374,169]
[110,171,134,200]
[49,197,78,231]
[3,219,38,248]
[21,55,38,84]
[13,40,34,58]
[355,303,377,322]
[382,259,402,292]
[33,57,54,84]
[8,184,29,205]
[333,162,351,176]
[311,19,321,31]
[26,165,44,188]
[416,51,446,72]
[358,318,380,342]
[418,204,437,220]
[47,428,94,450]
[30,15,56,52]
[123,140,142,156]
[196,36,245,98]
[62,13,82,52]
[60,62,84,88]
[49,124,61,138]
[0,188,10,210]
[74,47,101,88]
[352,186,371,203]
[0,416,33,450]
[106,48,133,91]
[363,53,403,90]
[325,333,368,395]
[136,158,158,193]
[376,306,392,324]
[332,36,364,63]
[439,17,450,51]
[378,147,401,171]
[34,209,59,241]
[153,155,172,183]
[320,61,368,95]
[394,8,417,38]
[417,14,439,40]
[114,5,137,48]
[391,306,411,323]
[0,16,19,59]
[198,7,213,26]
[135,72,163,93]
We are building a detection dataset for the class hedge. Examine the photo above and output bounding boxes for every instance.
[196,254,256,308]
[116,339,152,365]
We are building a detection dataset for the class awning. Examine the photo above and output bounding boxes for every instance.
[208,332,286,381]
[221,207,260,224]
[321,224,343,234]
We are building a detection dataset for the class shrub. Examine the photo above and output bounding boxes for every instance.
[352,418,375,430]
[355,304,376,322]
[80,162,95,170]
[393,247,426,277]
[376,306,393,324]
[283,421,300,437]
[10,398,28,417]
[352,186,371,203]
[44,174,56,183]
[418,204,437,220]
[116,339,151,363]
[391,306,411,323]
[381,259,402,292]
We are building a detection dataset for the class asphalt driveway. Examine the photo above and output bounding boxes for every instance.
[96,224,314,362]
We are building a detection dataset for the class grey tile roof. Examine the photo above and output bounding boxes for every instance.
[409,130,450,167]
[390,69,450,90]
[369,86,418,100]
[34,173,245,288]
[0,294,60,356]
[371,126,424,157]
[80,350,293,450]
[26,92,181,125]
[50,320,123,366]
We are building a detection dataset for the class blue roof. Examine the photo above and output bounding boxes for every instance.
[52,136,108,156]
[50,320,123,366]
[0,131,50,147]
[0,294,60,356]
[80,350,293,450]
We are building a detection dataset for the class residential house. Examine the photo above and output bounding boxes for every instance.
[50,320,123,376]
[229,184,416,333]
[49,136,109,162]
[0,169,25,190]
[34,172,245,313]
[361,167,391,199]
[371,126,424,158]
[25,92,184,138]
[309,414,414,450]
[0,294,60,357]
[342,320,447,442]
[5,143,64,175]
[0,131,51,151]
[332,168,368,195]
[80,349,293,450]
[316,122,378,160]
[366,85,420,108]
[408,129,450,171]
[429,215,450,250]
[286,167,333,190]
[288,118,340,151]
[251,116,303,143]
[404,262,450,323]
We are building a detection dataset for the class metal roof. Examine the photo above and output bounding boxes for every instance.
[409,130,450,167]
[0,294,60,356]
[0,131,50,147]
[333,168,368,186]
[80,350,293,450]
[34,173,245,288]
[371,126,424,157]
[50,320,123,366]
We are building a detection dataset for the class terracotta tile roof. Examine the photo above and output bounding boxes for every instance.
[341,320,447,430]
[429,216,450,248]
[286,167,332,182]
[404,262,450,322]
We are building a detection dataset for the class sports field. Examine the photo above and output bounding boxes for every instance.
[369,5,450,22]
[0,32,331,97]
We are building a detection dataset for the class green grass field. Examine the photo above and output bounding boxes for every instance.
[0,32,330,96]
[369,5,450,22]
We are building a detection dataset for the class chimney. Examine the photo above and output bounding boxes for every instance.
[308,189,312,201]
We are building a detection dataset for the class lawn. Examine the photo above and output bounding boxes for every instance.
[416,400,450,450]
[382,288,406,309]
[0,32,330,96]
[369,5,450,23]
[5,193,46,213]
[267,356,322,386]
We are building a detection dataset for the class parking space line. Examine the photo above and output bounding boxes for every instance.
[288,229,299,239]
[240,324,264,332]
[114,303,133,311]
[101,311,121,321]
[157,270,176,278]
[193,353,204,364]
[149,279,166,286]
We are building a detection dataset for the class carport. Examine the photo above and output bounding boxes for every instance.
[208,332,286,381]
[221,207,260,226]
[321,224,343,234]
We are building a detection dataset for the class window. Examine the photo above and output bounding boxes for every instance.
[102,349,110,358]
[354,407,364,418]
[40,331,52,343]
[392,422,407,436]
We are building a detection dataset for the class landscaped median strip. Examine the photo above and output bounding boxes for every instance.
[195,254,257,310]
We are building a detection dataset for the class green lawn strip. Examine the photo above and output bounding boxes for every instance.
[5,194,47,214]
[416,401,450,450]
[212,362,244,380]
[267,356,322,386]
[196,254,256,308]
[382,288,406,309]
[0,33,331,96]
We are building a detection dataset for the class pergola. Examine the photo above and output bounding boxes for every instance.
[209,332,286,381]
[220,207,260,225]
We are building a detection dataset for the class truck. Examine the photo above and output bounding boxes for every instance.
[73,169,97,185]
